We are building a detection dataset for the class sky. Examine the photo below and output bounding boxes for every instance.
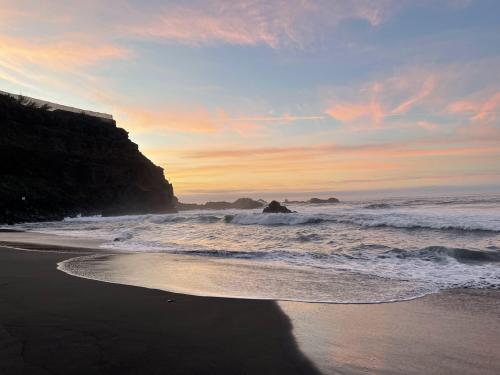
[1,0,499,202]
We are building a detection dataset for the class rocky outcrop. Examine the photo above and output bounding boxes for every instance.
[308,197,339,204]
[177,198,265,211]
[284,197,340,204]
[263,201,292,213]
[0,93,176,224]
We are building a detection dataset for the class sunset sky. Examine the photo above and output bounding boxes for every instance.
[1,0,499,201]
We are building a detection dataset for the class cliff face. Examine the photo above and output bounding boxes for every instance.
[0,94,176,224]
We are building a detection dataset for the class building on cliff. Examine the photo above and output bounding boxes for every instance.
[0,90,114,122]
[0,91,176,224]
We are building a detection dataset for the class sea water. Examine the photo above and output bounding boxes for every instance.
[12,194,500,303]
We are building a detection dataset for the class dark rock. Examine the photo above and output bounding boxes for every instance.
[204,201,233,210]
[177,197,264,211]
[263,200,292,213]
[308,197,340,204]
[0,93,176,224]
[231,198,264,209]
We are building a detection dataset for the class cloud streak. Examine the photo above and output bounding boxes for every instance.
[124,0,403,48]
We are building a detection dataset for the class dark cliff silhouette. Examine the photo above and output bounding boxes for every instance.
[0,93,176,224]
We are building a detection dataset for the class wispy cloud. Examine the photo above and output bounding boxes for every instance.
[325,68,439,128]
[323,60,500,140]
[449,91,500,122]
[117,106,325,135]
[117,106,222,134]
[147,137,500,197]
[124,0,404,48]
[0,0,497,198]
[0,35,128,70]
[391,75,436,115]
[228,115,326,123]
[0,34,130,96]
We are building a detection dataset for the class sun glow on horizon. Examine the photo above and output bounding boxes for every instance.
[1,0,499,200]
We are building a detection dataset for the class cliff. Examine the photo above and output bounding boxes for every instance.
[0,93,176,224]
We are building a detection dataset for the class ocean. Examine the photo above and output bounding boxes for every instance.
[12,194,500,304]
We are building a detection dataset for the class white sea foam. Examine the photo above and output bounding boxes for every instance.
[13,194,500,303]
[224,208,500,232]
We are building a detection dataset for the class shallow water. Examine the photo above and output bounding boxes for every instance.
[13,194,500,303]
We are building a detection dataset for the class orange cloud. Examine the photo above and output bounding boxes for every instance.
[325,103,369,122]
[0,34,130,94]
[0,35,129,71]
[116,107,222,134]
[115,105,325,135]
[326,82,386,126]
[146,138,500,198]
[180,140,500,161]
[229,114,326,123]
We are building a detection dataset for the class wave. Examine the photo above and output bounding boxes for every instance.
[364,203,392,209]
[173,245,500,265]
[380,246,500,263]
[223,212,500,232]
[150,214,221,224]
[373,195,500,207]
[69,245,500,296]
[224,213,324,226]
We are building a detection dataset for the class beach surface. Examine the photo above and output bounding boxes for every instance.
[1,232,500,374]
[0,233,318,375]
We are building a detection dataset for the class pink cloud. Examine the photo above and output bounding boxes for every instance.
[325,103,369,122]
[447,91,500,122]
[325,81,387,127]
[123,0,403,48]
[391,75,436,115]
[229,114,326,123]
[471,92,500,122]
[0,34,130,93]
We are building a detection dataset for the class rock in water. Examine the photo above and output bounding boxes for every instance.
[0,93,176,224]
[308,197,339,204]
[263,201,292,213]
[231,198,264,209]
[176,197,264,211]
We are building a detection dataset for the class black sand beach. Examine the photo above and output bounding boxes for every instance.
[0,242,318,374]
[1,233,500,375]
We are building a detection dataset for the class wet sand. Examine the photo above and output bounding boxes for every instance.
[1,232,500,374]
[281,288,500,374]
[0,236,318,374]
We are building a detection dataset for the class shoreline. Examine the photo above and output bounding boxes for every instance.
[0,238,319,374]
[1,232,500,374]
[0,231,439,306]
[57,252,438,306]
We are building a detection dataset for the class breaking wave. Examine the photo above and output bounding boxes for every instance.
[224,212,500,232]
[12,193,500,303]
